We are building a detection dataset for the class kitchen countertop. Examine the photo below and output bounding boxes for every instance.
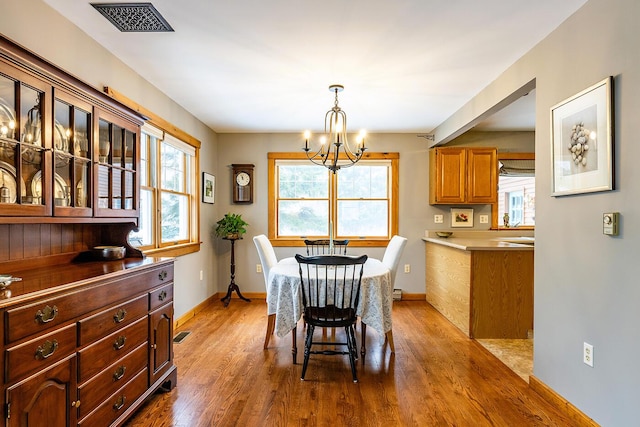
[422,230,534,251]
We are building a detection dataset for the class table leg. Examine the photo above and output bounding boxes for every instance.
[221,282,251,307]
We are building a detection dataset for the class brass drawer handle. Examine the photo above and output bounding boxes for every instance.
[113,395,126,411]
[158,290,167,301]
[35,305,58,324]
[71,400,81,408]
[113,365,126,381]
[159,270,168,280]
[35,339,58,360]
[113,336,126,350]
[113,308,127,323]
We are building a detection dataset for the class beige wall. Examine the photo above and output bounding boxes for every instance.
[215,133,430,295]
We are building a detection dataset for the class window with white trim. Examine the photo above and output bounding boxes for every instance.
[129,124,198,251]
[268,152,399,246]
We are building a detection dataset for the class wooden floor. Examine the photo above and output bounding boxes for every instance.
[124,300,574,426]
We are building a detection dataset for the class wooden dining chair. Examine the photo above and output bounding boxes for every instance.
[295,254,367,383]
[304,239,350,255]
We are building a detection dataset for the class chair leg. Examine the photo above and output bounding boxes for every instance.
[360,322,367,363]
[264,313,275,349]
[292,326,297,364]
[385,330,395,353]
[300,325,314,380]
[346,325,358,383]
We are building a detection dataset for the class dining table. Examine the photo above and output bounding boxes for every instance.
[267,256,394,362]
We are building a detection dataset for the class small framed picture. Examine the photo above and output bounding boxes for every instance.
[551,76,614,196]
[451,208,474,227]
[202,172,215,204]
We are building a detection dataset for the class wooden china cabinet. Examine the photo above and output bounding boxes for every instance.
[0,35,176,426]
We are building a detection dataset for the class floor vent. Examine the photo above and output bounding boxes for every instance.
[91,3,174,32]
[173,331,191,344]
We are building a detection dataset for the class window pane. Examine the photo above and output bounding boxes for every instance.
[161,142,185,192]
[130,188,153,247]
[498,176,535,226]
[139,135,148,186]
[161,192,188,242]
[278,164,328,198]
[337,201,388,236]
[337,165,388,198]
[278,200,328,236]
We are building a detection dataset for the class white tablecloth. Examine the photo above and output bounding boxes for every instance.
[267,258,393,338]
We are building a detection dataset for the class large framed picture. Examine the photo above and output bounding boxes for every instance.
[551,76,613,196]
[202,172,215,204]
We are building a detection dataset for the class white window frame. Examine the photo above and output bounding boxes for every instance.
[130,123,200,256]
[267,152,399,247]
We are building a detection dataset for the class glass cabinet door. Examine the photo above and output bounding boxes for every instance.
[95,109,138,218]
[52,91,93,217]
[0,64,50,217]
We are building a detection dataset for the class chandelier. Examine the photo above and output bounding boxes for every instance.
[303,84,366,173]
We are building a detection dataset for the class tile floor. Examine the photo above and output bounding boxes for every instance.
[476,339,533,382]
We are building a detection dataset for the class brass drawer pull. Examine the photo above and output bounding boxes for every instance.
[35,339,58,360]
[71,400,81,408]
[158,290,167,301]
[113,308,127,323]
[113,336,126,350]
[159,270,168,280]
[113,395,126,411]
[35,305,58,324]
[113,365,126,381]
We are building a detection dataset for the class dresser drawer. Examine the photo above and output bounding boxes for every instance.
[78,294,148,346]
[5,324,77,384]
[78,317,147,383]
[78,367,148,427]
[149,283,173,311]
[77,342,147,419]
[5,263,174,345]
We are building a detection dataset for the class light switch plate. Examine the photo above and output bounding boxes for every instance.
[434,214,444,224]
[603,212,619,236]
[479,214,489,224]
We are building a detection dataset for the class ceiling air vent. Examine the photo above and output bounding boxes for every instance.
[91,2,174,32]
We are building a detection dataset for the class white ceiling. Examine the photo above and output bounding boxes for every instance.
[43,0,586,134]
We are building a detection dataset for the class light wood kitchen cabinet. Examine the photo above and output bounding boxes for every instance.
[425,241,533,339]
[429,147,498,204]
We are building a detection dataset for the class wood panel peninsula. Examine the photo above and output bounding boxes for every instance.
[423,231,534,339]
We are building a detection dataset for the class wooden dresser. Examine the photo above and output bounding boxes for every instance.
[0,257,176,426]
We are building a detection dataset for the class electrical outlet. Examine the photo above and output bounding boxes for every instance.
[583,342,594,367]
[434,214,444,224]
[479,214,489,224]
[199,270,203,281]
[256,264,262,273]
[404,264,410,273]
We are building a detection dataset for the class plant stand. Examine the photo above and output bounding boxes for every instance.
[221,236,251,307]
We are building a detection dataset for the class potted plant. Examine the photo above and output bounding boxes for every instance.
[214,213,249,239]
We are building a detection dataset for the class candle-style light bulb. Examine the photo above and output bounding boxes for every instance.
[303,130,310,150]
[357,129,367,150]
